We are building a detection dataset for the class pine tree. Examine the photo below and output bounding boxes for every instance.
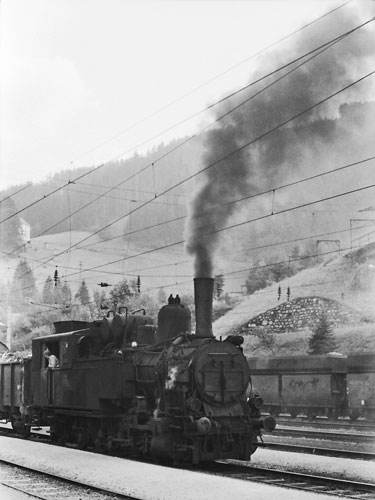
[42,276,54,304]
[75,280,90,305]
[214,274,224,299]
[157,288,167,305]
[308,314,338,354]
[10,260,36,306]
[245,261,269,294]
[0,198,23,251]
[62,281,72,305]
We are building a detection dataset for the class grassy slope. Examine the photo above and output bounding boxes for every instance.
[213,244,375,356]
[3,232,375,356]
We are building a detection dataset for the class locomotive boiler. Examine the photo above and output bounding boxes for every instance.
[25,277,275,464]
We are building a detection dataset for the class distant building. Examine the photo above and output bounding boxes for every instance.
[19,218,31,243]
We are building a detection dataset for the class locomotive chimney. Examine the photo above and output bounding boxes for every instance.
[194,277,214,338]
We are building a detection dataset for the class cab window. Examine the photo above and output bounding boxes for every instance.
[42,341,60,369]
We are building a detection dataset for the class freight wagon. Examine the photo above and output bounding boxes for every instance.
[248,353,375,420]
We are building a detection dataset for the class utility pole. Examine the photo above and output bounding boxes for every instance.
[6,305,12,351]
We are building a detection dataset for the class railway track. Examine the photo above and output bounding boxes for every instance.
[275,416,375,432]
[2,453,374,500]
[1,434,374,500]
[0,459,133,500]
[206,461,375,499]
[259,441,375,460]
[270,426,374,443]
[2,422,374,462]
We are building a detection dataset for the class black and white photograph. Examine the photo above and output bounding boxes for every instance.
[0,0,374,498]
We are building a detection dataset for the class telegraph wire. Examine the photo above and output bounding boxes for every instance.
[2,20,372,280]
[0,183,33,204]
[11,68,375,281]
[1,16,371,227]
[4,150,375,282]
[50,0,353,167]
[72,181,185,199]
[44,183,185,206]
[18,237,364,296]
[48,69,375,262]
[9,217,375,296]
[77,155,375,251]
[7,219,373,281]
[61,181,375,279]
[0,25,347,230]
[129,243,361,295]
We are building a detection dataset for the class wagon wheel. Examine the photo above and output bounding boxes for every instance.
[349,410,361,421]
[363,409,375,422]
[94,428,107,453]
[306,409,316,421]
[76,428,88,450]
[11,415,30,438]
[327,408,338,420]
[269,406,281,417]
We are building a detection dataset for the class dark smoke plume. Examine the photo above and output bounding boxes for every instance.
[184,4,374,277]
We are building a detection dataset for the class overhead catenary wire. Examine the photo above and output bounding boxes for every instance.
[125,243,363,295]
[28,0,354,170]
[6,217,374,287]
[1,15,371,228]
[9,65,375,285]
[25,240,363,302]
[5,12,374,290]
[0,25,349,235]
[76,154,375,251]
[3,16,373,286]
[28,68,375,275]
[0,183,33,204]
[58,181,375,280]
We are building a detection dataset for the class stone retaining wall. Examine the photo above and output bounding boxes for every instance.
[244,296,369,333]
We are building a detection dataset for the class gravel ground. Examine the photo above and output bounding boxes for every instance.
[0,461,123,499]
[0,436,371,500]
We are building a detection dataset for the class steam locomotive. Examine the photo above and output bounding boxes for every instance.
[0,278,275,464]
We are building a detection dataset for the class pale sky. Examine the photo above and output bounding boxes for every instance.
[0,0,367,190]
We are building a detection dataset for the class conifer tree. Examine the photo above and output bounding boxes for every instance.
[0,198,23,251]
[214,274,224,299]
[308,314,338,354]
[157,288,167,305]
[62,281,72,305]
[42,275,54,304]
[10,260,36,305]
[75,280,90,305]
